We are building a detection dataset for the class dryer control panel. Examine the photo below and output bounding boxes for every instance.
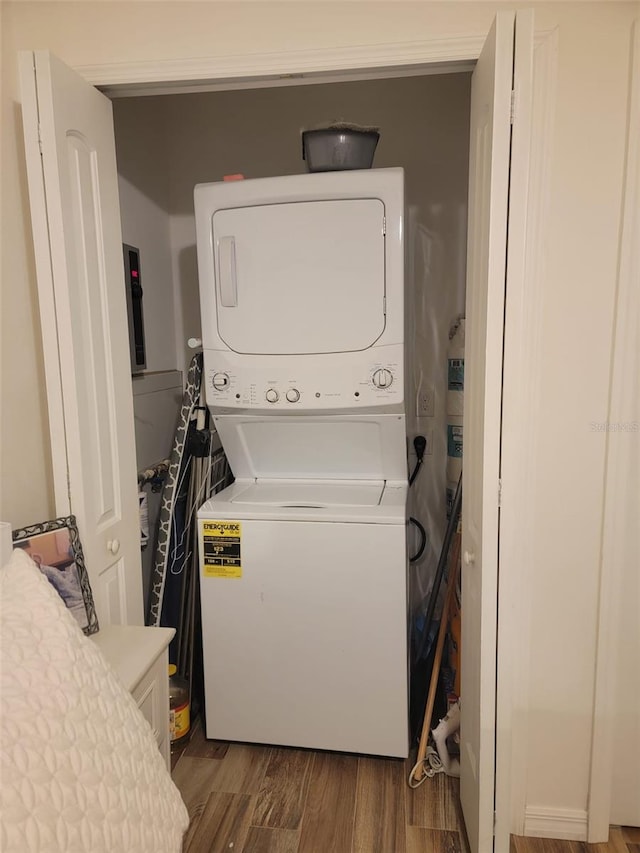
[203,344,404,412]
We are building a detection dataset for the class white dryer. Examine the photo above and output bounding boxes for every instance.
[195,169,409,757]
[194,168,404,414]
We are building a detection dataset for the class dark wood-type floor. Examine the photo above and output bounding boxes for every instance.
[172,717,640,853]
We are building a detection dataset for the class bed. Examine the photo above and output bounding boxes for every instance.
[0,546,189,853]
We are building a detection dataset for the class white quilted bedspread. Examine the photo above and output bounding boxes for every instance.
[0,549,189,852]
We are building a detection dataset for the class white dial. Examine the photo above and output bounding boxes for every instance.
[372,368,393,389]
[212,372,230,390]
[265,389,279,403]
[286,388,301,403]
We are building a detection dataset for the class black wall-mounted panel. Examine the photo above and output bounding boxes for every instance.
[123,243,146,373]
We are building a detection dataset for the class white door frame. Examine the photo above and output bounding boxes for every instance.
[61,26,555,845]
[588,19,640,843]
[497,25,559,841]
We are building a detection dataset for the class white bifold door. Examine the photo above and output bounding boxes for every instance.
[461,10,532,853]
[19,9,532,849]
[19,52,143,627]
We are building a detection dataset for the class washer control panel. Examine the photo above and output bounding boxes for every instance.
[203,346,404,411]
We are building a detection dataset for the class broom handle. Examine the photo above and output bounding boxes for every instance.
[415,531,462,778]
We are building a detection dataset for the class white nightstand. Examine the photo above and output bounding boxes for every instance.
[92,624,175,770]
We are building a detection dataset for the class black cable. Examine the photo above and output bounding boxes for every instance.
[408,435,427,486]
[409,517,427,563]
[408,435,428,561]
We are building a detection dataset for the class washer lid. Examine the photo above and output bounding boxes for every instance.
[198,479,407,524]
[212,198,385,355]
[230,479,385,508]
[213,414,407,481]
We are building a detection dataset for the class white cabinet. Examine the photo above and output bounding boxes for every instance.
[92,624,175,769]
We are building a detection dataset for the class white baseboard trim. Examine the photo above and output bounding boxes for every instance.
[523,807,588,841]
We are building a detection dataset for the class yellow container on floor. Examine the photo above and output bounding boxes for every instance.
[168,664,190,746]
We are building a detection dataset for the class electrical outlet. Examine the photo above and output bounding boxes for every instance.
[417,384,435,417]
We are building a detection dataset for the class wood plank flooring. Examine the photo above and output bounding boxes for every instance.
[173,717,463,853]
[172,717,638,853]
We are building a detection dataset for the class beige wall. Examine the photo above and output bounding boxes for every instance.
[114,96,177,375]
[1,2,54,525]
[519,6,632,818]
[1,0,637,832]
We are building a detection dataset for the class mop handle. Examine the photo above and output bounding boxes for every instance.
[415,531,462,780]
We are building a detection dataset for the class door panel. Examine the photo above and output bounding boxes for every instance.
[213,199,386,354]
[459,12,517,852]
[66,132,117,525]
[19,51,143,626]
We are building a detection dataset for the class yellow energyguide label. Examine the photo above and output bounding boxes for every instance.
[201,520,242,578]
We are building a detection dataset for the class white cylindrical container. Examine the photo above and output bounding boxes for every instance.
[446,319,465,517]
[446,427,463,481]
[447,319,465,417]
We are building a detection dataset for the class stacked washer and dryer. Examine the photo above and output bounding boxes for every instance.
[195,167,409,758]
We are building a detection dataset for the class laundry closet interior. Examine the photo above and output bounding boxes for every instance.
[113,66,472,773]
[115,70,470,603]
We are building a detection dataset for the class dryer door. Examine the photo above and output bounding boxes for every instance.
[212,198,385,355]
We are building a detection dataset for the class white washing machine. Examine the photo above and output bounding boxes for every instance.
[194,168,409,757]
[198,477,408,757]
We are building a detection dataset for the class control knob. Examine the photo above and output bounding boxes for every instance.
[212,372,230,390]
[372,368,393,389]
[286,388,301,403]
[265,389,279,403]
